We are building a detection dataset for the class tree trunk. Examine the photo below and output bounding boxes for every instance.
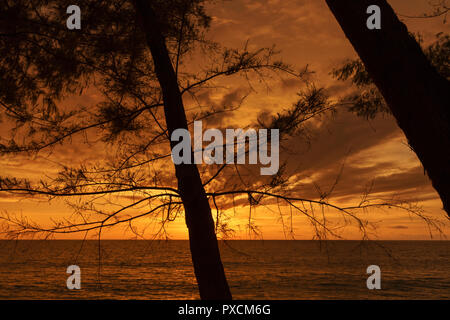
[326,0,450,216]
[133,0,232,299]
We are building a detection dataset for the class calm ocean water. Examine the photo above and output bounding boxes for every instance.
[0,240,448,299]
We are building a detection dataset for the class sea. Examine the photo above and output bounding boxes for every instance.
[0,240,448,300]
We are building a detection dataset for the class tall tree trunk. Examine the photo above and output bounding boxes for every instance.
[133,0,232,299]
[326,0,450,216]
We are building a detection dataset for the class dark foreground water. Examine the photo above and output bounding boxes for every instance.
[0,240,448,299]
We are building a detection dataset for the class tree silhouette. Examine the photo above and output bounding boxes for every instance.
[398,0,448,23]
[326,0,450,217]
[332,33,449,119]
[0,0,441,299]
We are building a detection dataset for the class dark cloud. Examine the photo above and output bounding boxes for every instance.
[221,88,247,107]
[0,193,17,200]
[207,108,440,207]
[186,88,249,128]
[279,78,304,92]
[389,225,409,229]
[282,110,400,173]
[300,163,437,202]
[1,0,447,239]
[324,82,354,98]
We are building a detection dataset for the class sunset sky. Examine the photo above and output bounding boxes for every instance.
[0,0,449,240]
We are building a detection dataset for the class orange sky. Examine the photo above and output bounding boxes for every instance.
[0,0,449,240]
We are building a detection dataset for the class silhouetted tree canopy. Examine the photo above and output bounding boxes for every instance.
[332,33,449,119]
[0,0,444,299]
[326,0,450,217]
